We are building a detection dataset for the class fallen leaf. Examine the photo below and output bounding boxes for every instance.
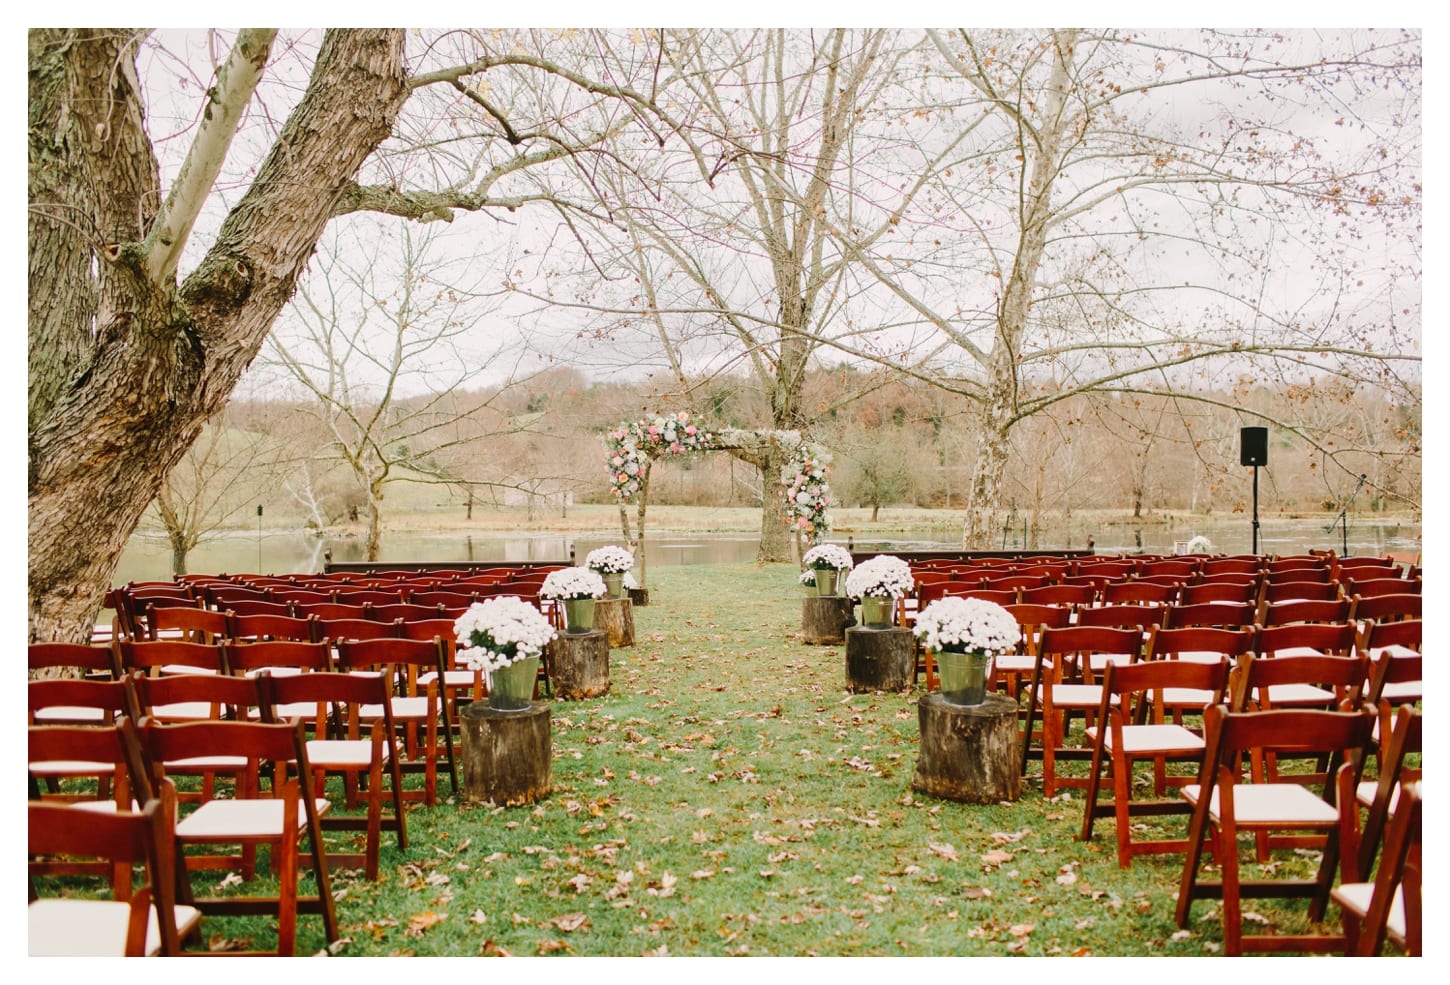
[552,913,590,933]
[928,842,959,861]
[405,910,446,937]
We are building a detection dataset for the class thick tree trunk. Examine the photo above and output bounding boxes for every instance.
[28,30,408,642]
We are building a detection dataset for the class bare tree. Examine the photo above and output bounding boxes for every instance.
[910,28,1421,546]
[266,220,549,560]
[28,28,674,640]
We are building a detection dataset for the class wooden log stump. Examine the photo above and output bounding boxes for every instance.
[801,596,855,644]
[628,587,650,607]
[458,701,552,807]
[844,626,916,693]
[549,630,610,700]
[911,692,1021,803]
[594,597,635,648]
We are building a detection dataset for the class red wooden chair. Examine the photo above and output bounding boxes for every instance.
[1174,705,1375,955]
[1078,657,1230,867]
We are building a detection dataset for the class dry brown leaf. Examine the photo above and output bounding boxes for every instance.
[552,912,590,932]
[405,910,446,937]
[928,841,959,861]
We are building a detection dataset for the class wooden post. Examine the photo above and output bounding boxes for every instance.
[594,597,635,648]
[549,630,610,700]
[911,692,1021,803]
[458,701,552,807]
[844,626,916,693]
[801,596,855,644]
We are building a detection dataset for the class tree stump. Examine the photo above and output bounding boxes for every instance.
[628,587,649,607]
[911,692,1021,803]
[844,626,916,693]
[802,596,855,645]
[549,630,610,700]
[458,701,552,807]
[594,597,635,648]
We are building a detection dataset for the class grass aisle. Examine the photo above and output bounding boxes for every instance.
[325,562,1322,957]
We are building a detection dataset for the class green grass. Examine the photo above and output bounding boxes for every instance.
[38,562,1360,957]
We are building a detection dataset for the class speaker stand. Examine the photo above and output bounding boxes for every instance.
[1251,465,1260,555]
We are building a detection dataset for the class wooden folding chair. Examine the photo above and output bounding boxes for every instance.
[1079,657,1230,868]
[335,636,457,805]
[1022,625,1144,797]
[1174,705,1375,955]
[29,640,120,680]
[260,670,408,880]
[139,717,340,956]
[1333,778,1421,956]
[28,796,201,956]
[128,670,264,804]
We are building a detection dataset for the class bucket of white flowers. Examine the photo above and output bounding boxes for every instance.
[540,567,608,635]
[454,597,557,710]
[801,543,853,597]
[844,555,915,629]
[912,595,1019,706]
[585,545,635,599]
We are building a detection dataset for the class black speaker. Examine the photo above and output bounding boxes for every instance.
[1240,426,1268,467]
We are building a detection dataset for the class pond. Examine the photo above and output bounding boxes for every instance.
[112,515,1420,585]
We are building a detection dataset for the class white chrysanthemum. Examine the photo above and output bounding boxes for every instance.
[801,544,854,571]
[453,596,557,672]
[539,566,607,601]
[585,545,635,574]
[844,555,915,599]
[912,596,1020,654]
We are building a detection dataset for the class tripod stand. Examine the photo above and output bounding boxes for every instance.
[1325,474,1368,556]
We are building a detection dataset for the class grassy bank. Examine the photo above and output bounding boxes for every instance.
[242,561,1349,958]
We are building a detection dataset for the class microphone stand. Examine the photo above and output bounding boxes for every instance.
[1324,474,1368,556]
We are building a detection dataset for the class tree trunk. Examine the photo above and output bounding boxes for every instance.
[28,30,408,642]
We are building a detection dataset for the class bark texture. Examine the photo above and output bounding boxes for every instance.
[911,692,1022,803]
[28,29,409,642]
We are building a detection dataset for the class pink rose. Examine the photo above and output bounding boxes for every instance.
[685,425,696,436]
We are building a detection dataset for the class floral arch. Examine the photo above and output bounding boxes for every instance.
[604,411,833,585]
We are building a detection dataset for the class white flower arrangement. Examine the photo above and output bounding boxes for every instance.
[1186,535,1213,554]
[585,545,635,574]
[539,566,607,601]
[799,569,817,587]
[453,596,557,672]
[912,596,1020,655]
[801,544,853,572]
[844,554,915,600]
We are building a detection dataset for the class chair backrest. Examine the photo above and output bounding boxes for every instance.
[28,676,133,726]
[1199,704,1374,794]
[1259,579,1342,606]
[1146,625,1257,664]
[144,602,233,643]
[29,641,119,678]
[1348,779,1422,956]
[1018,583,1095,608]
[1162,601,1257,629]
[269,588,336,606]
[1179,580,1258,606]
[292,601,372,621]
[1259,597,1353,627]
[314,616,403,645]
[368,602,447,623]
[409,590,480,608]
[128,668,265,723]
[397,617,460,643]
[1348,593,1422,624]
[1255,620,1359,658]
[260,669,397,736]
[212,596,292,619]
[28,718,154,806]
[918,580,996,605]
[224,639,334,676]
[333,589,407,606]
[28,796,186,956]
[1344,576,1421,599]
[115,638,229,676]
[139,716,311,791]
[1199,557,1264,577]
[1002,602,1073,653]
[1229,652,1368,713]
[229,611,320,643]
[1074,603,1165,631]
[335,636,446,676]
[1037,625,1145,681]
[1099,654,1230,724]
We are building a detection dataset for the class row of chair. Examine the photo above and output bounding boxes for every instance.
[30,714,339,956]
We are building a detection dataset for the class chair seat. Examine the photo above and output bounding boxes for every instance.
[1087,652,1135,672]
[150,700,222,721]
[1377,682,1423,702]
[159,665,219,676]
[243,666,305,679]
[176,797,329,840]
[1174,650,1227,664]
[1332,882,1406,942]
[993,653,1035,672]
[1162,686,1216,708]
[28,758,116,778]
[32,705,114,724]
[1267,646,1325,659]
[1262,683,1336,706]
[1092,723,1205,756]
[29,898,202,957]
[1182,782,1340,826]
[416,670,479,688]
[1037,683,1103,707]
[164,754,249,771]
[362,697,432,720]
[1357,780,1402,814]
[306,739,394,770]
